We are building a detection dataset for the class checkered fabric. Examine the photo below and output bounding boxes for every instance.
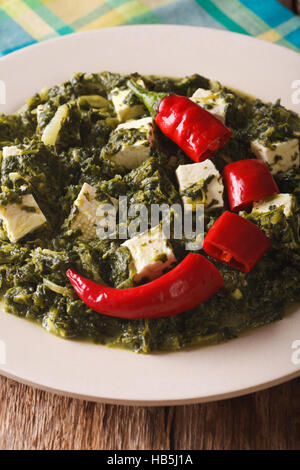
[0,0,299,56]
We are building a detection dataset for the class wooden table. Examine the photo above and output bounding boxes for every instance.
[0,0,299,451]
[0,376,299,449]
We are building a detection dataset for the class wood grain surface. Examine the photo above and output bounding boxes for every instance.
[0,375,299,450]
[0,0,299,452]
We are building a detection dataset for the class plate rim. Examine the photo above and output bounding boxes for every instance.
[1,24,299,63]
[0,366,299,406]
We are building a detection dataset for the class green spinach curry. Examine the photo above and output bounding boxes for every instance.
[0,72,299,353]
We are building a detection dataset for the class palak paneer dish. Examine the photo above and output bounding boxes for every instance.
[0,72,299,353]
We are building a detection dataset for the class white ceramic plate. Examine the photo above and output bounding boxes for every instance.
[0,25,299,405]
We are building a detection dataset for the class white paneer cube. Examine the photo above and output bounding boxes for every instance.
[191,88,229,123]
[122,225,176,283]
[2,145,23,158]
[252,193,296,218]
[0,194,46,242]
[69,183,117,241]
[110,80,145,122]
[251,138,299,174]
[176,159,224,212]
[103,117,153,169]
[41,104,69,146]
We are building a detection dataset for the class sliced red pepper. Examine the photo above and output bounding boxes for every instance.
[128,80,232,163]
[66,254,224,320]
[156,95,232,162]
[202,211,271,273]
[223,159,279,211]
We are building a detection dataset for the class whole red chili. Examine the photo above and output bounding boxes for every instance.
[202,211,271,273]
[128,80,232,163]
[223,159,279,212]
[67,254,224,320]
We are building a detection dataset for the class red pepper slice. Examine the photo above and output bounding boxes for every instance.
[66,254,224,320]
[128,81,232,163]
[156,95,232,162]
[202,211,271,273]
[223,159,279,211]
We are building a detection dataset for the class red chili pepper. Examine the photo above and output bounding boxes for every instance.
[128,80,232,163]
[223,159,279,212]
[66,254,224,320]
[202,211,271,273]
